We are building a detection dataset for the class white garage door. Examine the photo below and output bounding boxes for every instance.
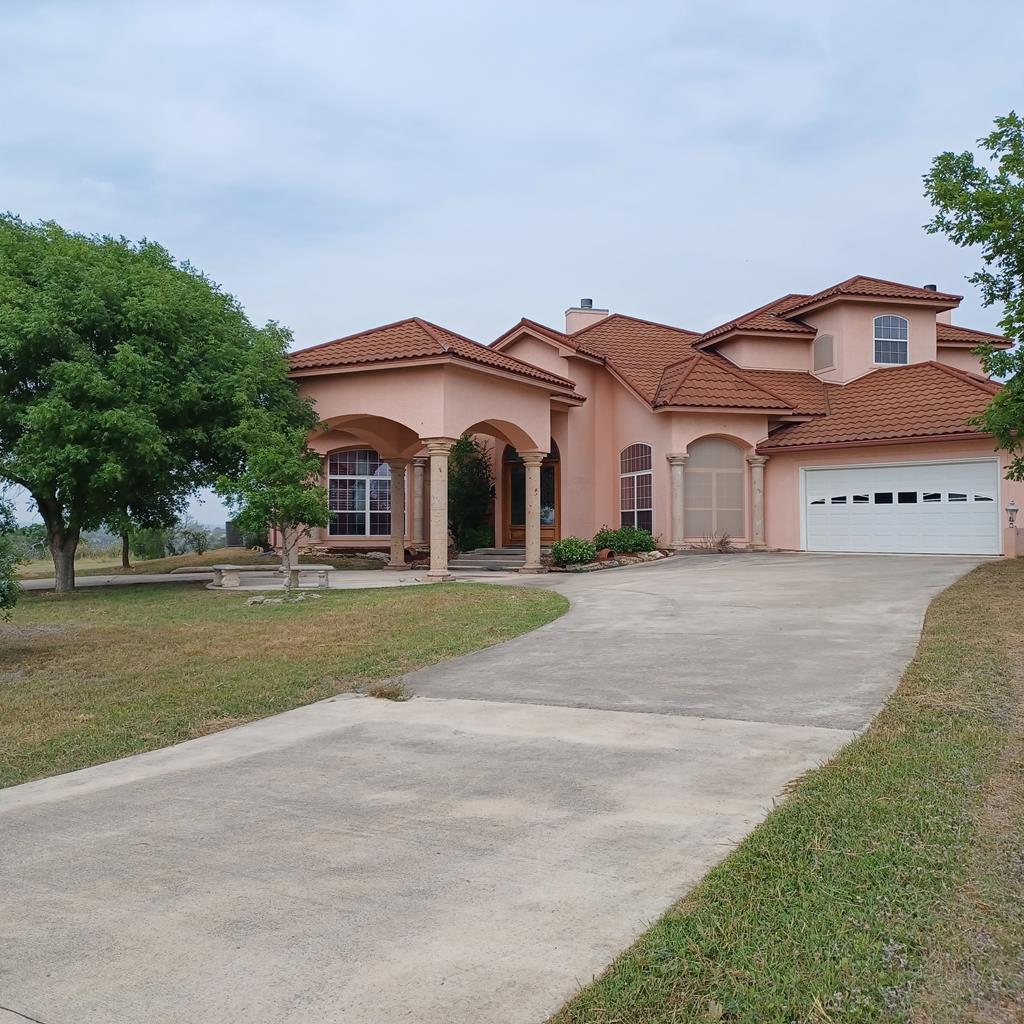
[804,460,1000,555]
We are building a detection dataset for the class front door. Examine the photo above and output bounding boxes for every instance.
[503,446,560,546]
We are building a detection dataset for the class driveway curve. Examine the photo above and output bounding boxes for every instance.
[0,553,979,1024]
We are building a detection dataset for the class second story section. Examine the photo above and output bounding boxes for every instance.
[695,276,1012,383]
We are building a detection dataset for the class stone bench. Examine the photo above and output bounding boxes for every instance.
[209,564,332,588]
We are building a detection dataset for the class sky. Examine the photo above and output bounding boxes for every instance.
[3,0,1021,524]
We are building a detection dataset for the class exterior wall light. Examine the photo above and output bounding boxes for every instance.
[1007,500,1019,528]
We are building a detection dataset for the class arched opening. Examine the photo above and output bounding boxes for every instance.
[619,442,653,532]
[684,437,746,540]
[873,315,909,365]
[502,440,560,546]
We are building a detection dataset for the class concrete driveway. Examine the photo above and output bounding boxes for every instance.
[0,554,978,1024]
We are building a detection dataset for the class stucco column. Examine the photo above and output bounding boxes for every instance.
[384,460,410,570]
[520,451,546,573]
[747,455,768,550]
[411,457,427,546]
[424,438,455,580]
[667,453,688,549]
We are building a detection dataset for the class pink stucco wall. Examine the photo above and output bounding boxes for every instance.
[936,346,988,377]
[714,336,811,371]
[805,303,938,384]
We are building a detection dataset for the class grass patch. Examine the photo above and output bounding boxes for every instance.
[0,582,567,788]
[16,546,386,578]
[550,559,1024,1024]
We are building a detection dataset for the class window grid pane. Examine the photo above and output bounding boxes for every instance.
[620,443,652,474]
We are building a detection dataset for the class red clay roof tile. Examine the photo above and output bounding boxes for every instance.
[289,317,575,389]
[781,275,961,316]
[936,322,1013,347]
[700,293,816,343]
[654,353,794,410]
[758,362,998,451]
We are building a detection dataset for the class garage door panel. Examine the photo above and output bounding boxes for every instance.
[804,461,1000,555]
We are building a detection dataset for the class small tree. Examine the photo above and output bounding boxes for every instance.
[178,519,212,555]
[448,435,494,550]
[218,416,327,584]
[925,112,1024,479]
[0,499,20,619]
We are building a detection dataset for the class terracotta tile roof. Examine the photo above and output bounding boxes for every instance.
[727,367,830,415]
[700,293,815,343]
[654,353,794,410]
[567,314,700,400]
[758,362,999,451]
[936,322,1013,348]
[781,275,961,316]
[289,317,575,389]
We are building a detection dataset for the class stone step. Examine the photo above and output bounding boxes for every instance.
[449,562,524,572]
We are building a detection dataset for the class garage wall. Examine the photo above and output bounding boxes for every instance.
[764,439,1024,553]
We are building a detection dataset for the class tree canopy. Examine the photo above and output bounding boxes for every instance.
[925,112,1024,479]
[0,215,312,589]
[0,497,19,619]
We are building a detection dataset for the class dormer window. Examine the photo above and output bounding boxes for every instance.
[874,315,909,365]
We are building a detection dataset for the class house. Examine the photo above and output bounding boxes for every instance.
[286,275,1023,577]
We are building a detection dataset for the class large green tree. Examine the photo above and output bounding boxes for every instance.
[925,111,1024,479]
[0,215,304,590]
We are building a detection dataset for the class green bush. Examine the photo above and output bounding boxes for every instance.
[458,524,494,552]
[550,537,597,566]
[130,527,168,560]
[0,501,20,619]
[593,524,657,554]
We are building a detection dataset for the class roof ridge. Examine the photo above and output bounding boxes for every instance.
[781,275,962,317]
[699,352,795,409]
[289,316,425,357]
[569,311,699,339]
[700,293,814,341]
[414,316,578,388]
[923,359,1002,395]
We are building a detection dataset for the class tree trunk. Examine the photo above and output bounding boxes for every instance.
[35,494,80,593]
[121,532,131,569]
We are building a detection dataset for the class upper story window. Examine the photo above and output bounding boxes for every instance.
[327,449,391,536]
[874,315,909,365]
[619,443,653,532]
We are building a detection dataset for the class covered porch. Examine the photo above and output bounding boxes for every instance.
[288,320,582,578]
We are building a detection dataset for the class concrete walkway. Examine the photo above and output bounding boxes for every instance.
[0,554,980,1024]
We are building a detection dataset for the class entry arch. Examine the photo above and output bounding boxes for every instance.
[684,435,748,540]
[503,439,560,546]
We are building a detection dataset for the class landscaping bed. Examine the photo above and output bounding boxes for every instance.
[550,558,1024,1024]
[0,582,568,788]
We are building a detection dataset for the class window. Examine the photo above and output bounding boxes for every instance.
[619,443,653,531]
[973,493,994,502]
[874,315,909,365]
[328,449,391,536]
[923,492,941,503]
[684,437,746,538]
[874,492,894,504]
[898,492,918,504]
[948,492,967,502]
[813,334,835,371]
[831,495,847,504]
[853,494,869,504]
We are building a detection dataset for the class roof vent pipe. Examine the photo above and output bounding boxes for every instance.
[923,283,937,291]
[580,298,593,309]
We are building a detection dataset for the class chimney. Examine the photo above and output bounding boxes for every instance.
[923,283,937,291]
[565,297,610,334]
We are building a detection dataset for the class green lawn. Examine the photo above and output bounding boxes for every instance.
[550,558,1024,1024]
[0,582,568,789]
[16,545,386,578]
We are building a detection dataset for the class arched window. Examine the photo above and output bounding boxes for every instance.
[874,315,908,365]
[327,449,391,536]
[619,443,653,532]
[684,438,745,539]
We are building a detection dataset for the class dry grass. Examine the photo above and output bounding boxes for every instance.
[0,582,567,788]
[16,546,385,578]
[550,559,1024,1024]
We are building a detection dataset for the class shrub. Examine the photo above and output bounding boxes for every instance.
[550,537,597,566]
[130,527,168,560]
[458,524,494,552]
[592,524,656,554]
[448,434,494,551]
[0,500,20,619]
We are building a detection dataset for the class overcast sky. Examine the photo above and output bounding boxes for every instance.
[3,1,1019,523]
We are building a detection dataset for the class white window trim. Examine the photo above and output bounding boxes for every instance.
[798,456,1001,552]
[872,313,910,367]
[619,443,654,530]
[327,450,392,537]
